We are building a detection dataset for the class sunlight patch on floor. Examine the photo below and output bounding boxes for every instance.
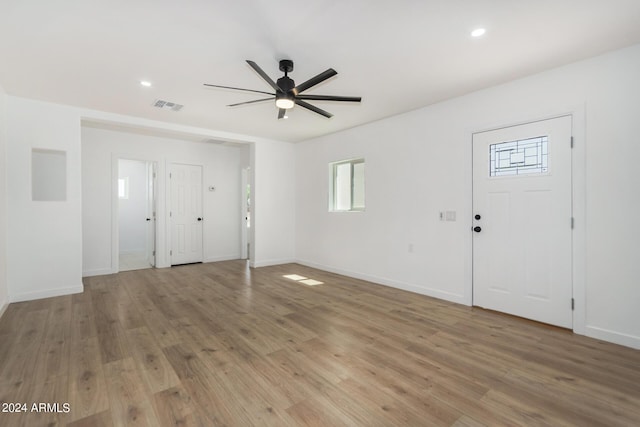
[298,279,323,286]
[283,274,324,286]
[283,274,307,281]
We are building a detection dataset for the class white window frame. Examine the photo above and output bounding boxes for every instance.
[329,158,365,212]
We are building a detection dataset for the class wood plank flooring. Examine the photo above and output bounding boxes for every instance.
[1,260,639,426]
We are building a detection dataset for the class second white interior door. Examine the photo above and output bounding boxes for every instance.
[171,163,203,265]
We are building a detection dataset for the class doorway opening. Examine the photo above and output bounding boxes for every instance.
[118,159,156,271]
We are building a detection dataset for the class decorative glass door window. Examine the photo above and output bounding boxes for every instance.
[489,136,548,177]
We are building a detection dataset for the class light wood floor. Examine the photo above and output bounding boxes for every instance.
[119,251,153,272]
[1,261,639,426]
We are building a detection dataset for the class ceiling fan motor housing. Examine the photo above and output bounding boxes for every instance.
[277,76,295,93]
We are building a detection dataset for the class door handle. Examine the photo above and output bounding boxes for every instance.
[146,218,151,221]
[473,226,482,233]
[197,217,202,221]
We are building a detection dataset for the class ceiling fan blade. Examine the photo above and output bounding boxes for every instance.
[204,84,274,96]
[278,108,286,119]
[227,98,274,107]
[295,99,333,118]
[294,69,337,94]
[296,94,361,102]
[246,60,281,92]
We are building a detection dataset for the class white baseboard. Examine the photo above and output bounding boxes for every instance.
[82,268,115,277]
[295,259,467,306]
[0,298,8,320]
[250,258,296,268]
[204,255,241,263]
[585,325,640,350]
[10,284,84,303]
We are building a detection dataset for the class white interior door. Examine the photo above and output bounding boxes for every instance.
[171,163,203,265]
[146,162,156,267]
[118,158,155,272]
[472,116,573,328]
[241,167,251,260]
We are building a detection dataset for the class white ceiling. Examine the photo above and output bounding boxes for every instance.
[1,0,640,143]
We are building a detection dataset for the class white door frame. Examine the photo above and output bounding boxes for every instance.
[468,107,587,335]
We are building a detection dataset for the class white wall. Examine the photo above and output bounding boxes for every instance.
[118,159,148,253]
[2,95,292,301]
[250,140,296,266]
[295,44,640,349]
[5,97,84,302]
[82,126,250,275]
[0,85,8,316]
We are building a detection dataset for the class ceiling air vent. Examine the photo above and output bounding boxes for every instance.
[153,99,183,112]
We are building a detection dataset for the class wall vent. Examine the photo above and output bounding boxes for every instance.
[153,99,184,112]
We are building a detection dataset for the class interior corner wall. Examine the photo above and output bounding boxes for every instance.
[0,86,8,316]
[5,96,83,302]
[250,140,295,267]
[295,43,640,349]
[81,126,250,275]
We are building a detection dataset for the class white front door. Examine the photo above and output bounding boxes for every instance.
[171,163,203,265]
[472,116,573,328]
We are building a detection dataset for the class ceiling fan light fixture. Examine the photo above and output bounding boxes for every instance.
[275,94,295,109]
[204,59,361,119]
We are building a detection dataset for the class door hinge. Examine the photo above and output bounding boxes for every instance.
[570,136,574,148]
[152,250,155,256]
[169,173,172,179]
[571,217,575,229]
[170,250,172,256]
[571,298,575,310]
[170,211,172,217]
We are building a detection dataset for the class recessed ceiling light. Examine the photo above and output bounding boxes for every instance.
[471,28,486,38]
[140,80,152,87]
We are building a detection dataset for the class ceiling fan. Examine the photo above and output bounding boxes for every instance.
[204,60,361,119]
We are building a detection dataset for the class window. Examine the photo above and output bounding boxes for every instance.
[489,136,548,177]
[329,158,365,212]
